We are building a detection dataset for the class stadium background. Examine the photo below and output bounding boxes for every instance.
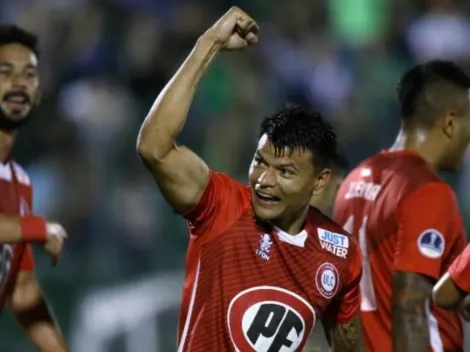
[1,0,470,350]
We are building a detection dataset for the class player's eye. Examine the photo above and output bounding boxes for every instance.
[0,69,11,76]
[254,156,266,167]
[280,168,295,178]
[24,70,37,79]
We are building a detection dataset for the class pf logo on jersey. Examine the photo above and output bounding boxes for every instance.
[227,286,316,352]
[315,263,339,299]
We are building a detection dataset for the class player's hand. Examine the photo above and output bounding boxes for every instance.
[44,222,67,266]
[203,6,259,51]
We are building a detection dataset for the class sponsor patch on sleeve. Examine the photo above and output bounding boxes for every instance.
[417,229,445,259]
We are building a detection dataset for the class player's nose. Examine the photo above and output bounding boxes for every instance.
[257,168,277,187]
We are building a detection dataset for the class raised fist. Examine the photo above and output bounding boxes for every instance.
[44,222,67,266]
[204,6,259,51]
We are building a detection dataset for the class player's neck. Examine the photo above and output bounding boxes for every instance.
[389,128,440,169]
[272,206,309,235]
[0,129,17,163]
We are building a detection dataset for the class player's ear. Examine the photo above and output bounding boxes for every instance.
[442,112,457,139]
[312,168,331,197]
[34,89,42,106]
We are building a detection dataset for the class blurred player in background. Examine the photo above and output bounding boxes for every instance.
[334,60,470,352]
[138,7,364,352]
[310,149,348,215]
[433,243,470,313]
[0,25,69,351]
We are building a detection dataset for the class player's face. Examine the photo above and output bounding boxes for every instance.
[0,43,40,131]
[440,106,470,170]
[248,134,331,223]
[310,173,343,215]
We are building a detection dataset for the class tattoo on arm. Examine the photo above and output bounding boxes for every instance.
[392,272,432,352]
[324,316,365,352]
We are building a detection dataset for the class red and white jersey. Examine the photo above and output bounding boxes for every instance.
[334,150,466,352]
[448,243,470,294]
[0,160,35,311]
[177,171,362,352]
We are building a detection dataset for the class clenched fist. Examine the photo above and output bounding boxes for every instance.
[203,6,259,51]
[44,222,67,266]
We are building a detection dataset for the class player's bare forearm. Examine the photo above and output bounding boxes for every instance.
[0,214,25,243]
[330,317,365,352]
[8,271,68,352]
[136,35,221,161]
[392,272,431,352]
[433,272,467,311]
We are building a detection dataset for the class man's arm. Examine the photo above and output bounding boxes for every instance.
[136,7,258,214]
[392,272,432,352]
[8,271,68,352]
[0,214,47,243]
[391,182,460,352]
[323,316,364,352]
[433,243,470,311]
[433,272,467,311]
[322,246,364,352]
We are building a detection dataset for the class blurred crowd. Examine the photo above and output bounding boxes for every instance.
[1,0,470,349]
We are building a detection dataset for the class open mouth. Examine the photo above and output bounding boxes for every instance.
[3,92,30,111]
[255,190,281,205]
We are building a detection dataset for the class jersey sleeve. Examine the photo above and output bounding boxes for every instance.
[329,247,362,324]
[448,244,470,294]
[182,170,248,238]
[19,244,35,271]
[393,182,457,280]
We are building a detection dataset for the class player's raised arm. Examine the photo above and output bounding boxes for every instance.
[137,7,258,213]
[433,244,470,311]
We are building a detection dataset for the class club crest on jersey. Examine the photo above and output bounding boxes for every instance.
[317,228,349,258]
[256,234,272,261]
[417,229,445,259]
[315,263,339,299]
[227,286,316,352]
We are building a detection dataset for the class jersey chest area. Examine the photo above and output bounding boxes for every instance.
[197,220,347,351]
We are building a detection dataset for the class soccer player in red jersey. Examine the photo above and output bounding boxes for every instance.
[137,7,364,352]
[433,244,470,312]
[0,25,69,351]
[334,60,470,352]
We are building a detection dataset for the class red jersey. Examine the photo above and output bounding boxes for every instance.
[0,160,35,311]
[334,150,466,352]
[448,243,470,294]
[177,171,362,352]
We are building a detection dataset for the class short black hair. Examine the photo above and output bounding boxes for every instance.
[259,103,338,170]
[0,24,39,56]
[397,60,470,126]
